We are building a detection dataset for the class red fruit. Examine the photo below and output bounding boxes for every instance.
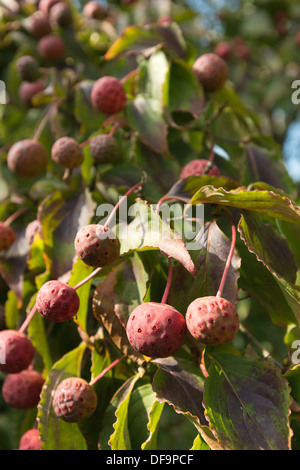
[214,41,232,60]
[126,302,186,358]
[2,369,44,409]
[27,11,52,38]
[16,55,40,83]
[7,139,48,178]
[186,296,239,345]
[180,159,220,179]
[89,134,119,163]
[36,280,80,322]
[0,223,16,251]
[52,377,97,423]
[19,429,42,450]
[192,53,228,92]
[18,79,45,108]
[91,76,127,115]
[49,2,73,27]
[83,1,107,20]
[51,137,84,169]
[0,330,35,374]
[38,34,65,62]
[39,0,62,15]
[74,224,120,268]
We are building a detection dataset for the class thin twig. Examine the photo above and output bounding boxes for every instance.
[89,354,126,386]
[161,257,173,304]
[216,208,236,298]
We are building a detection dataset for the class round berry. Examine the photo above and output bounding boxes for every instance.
[180,159,220,179]
[18,79,45,108]
[89,134,119,164]
[38,34,65,62]
[7,139,48,178]
[126,302,186,358]
[0,223,16,251]
[83,1,107,20]
[0,329,35,374]
[91,76,127,115]
[74,224,120,268]
[39,0,62,15]
[19,429,42,450]
[186,296,239,345]
[192,53,228,92]
[16,55,40,83]
[36,280,80,322]
[52,377,97,423]
[2,369,44,409]
[49,2,73,27]
[27,11,52,38]
[51,137,84,169]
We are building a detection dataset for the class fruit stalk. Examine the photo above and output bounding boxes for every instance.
[216,209,236,299]
[89,354,126,386]
[161,256,173,305]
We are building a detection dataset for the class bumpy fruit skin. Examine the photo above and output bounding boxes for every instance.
[192,53,228,92]
[51,137,84,169]
[7,139,48,178]
[38,34,65,62]
[0,330,35,374]
[27,11,52,38]
[180,159,220,179]
[52,377,97,423]
[186,296,239,345]
[0,223,16,251]
[89,134,119,163]
[2,369,44,409]
[36,280,80,322]
[19,79,45,108]
[16,56,40,83]
[91,76,127,115]
[126,302,186,358]
[19,429,42,450]
[74,224,120,268]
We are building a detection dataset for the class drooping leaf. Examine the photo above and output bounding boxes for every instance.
[191,185,300,225]
[37,342,88,450]
[68,258,94,334]
[238,211,298,282]
[203,351,292,450]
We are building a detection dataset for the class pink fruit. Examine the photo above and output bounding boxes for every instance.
[91,76,127,115]
[2,369,44,409]
[214,41,232,60]
[19,429,42,450]
[0,223,16,251]
[38,34,65,61]
[180,159,220,179]
[186,296,239,345]
[49,2,73,27]
[36,280,80,322]
[18,79,45,108]
[126,302,186,358]
[192,53,228,92]
[89,134,119,163]
[0,330,35,374]
[51,137,84,169]
[39,0,62,15]
[83,1,106,20]
[74,224,120,268]
[52,377,97,423]
[16,55,40,83]
[7,139,48,178]
[27,11,52,38]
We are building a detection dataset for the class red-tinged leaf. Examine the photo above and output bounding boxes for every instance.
[203,351,292,450]
[118,199,197,277]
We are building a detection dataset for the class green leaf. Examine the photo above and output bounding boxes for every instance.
[68,258,94,333]
[238,211,298,282]
[126,94,168,155]
[74,80,106,134]
[141,396,164,450]
[108,373,141,450]
[118,199,197,277]
[4,289,20,330]
[37,342,88,450]
[203,352,292,450]
[190,433,210,450]
[190,186,300,225]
